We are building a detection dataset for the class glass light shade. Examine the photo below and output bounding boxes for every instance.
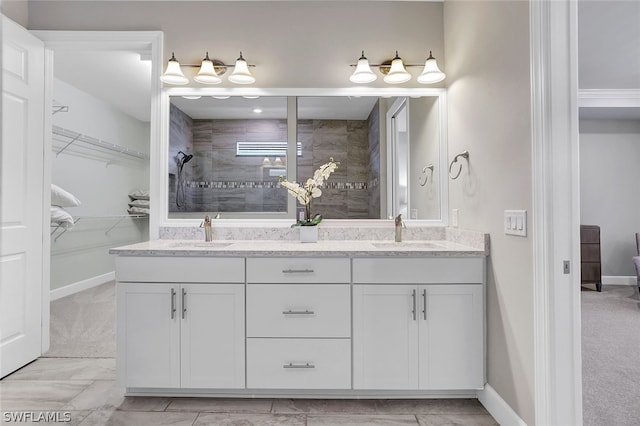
[194,53,222,84]
[350,52,377,84]
[383,52,411,84]
[417,51,446,84]
[228,52,256,84]
[160,53,188,85]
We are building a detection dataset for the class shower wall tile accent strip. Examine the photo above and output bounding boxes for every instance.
[185,181,369,190]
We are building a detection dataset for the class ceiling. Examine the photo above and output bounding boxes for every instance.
[53,50,152,122]
[170,95,379,120]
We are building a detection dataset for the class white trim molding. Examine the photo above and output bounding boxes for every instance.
[602,276,638,286]
[50,271,115,301]
[578,89,640,108]
[530,0,582,425]
[477,385,527,426]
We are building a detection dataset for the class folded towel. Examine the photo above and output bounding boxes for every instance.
[51,206,75,228]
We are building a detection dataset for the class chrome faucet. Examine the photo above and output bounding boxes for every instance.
[395,214,406,242]
[201,215,212,242]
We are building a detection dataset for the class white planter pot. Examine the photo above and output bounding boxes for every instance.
[299,225,318,243]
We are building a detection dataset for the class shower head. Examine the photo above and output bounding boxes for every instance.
[177,151,193,166]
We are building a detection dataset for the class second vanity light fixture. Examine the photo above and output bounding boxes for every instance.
[349,50,446,84]
[160,51,256,85]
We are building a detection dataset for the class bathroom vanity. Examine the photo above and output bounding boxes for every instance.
[111,237,487,398]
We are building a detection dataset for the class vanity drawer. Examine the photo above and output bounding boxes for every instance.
[247,284,350,338]
[246,338,351,389]
[246,258,350,283]
[352,257,484,284]
[115,256,245,283]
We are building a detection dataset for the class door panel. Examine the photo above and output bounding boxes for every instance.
[181,284,245,388]
[119,283,180,388]
[353,284,419,390]
[1,16,46,378]
[419,285,484,390]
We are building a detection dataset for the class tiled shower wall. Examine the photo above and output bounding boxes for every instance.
[169,104,193,212]
[168,104,380,218]
[297,106,380,219]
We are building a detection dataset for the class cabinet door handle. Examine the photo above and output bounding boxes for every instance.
[412,289,417,321]
[182,288,187,319]
[170,288,176,319]
[282,269,314,274]
[283,362,315,369]
[282,309,315,315]
[422,289,427,320]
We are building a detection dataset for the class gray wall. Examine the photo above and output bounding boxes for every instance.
[26,1,444,89]
[409,96,440,220]
[580,119,640,277]
[444,1,534,424]
[2,0,28,28]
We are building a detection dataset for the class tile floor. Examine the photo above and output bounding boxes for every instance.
[0,282,498,425]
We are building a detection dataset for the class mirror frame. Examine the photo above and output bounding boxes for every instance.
[155,87,448,231]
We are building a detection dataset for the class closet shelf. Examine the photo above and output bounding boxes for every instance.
[51,214,148,242]
[52,125,148,160]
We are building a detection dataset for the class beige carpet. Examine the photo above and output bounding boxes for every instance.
[44,281,116,358]
[582,285,640,426]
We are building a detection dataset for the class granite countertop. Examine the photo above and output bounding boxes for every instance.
[109,239,487,257]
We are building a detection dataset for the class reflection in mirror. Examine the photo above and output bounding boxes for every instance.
[387,96,441,220]
[168,97,289,218]
[165,93,444,222]
[297,97,381,219]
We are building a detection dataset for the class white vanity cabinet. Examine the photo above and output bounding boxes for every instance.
[116,257,245,389]
[245,257,352,389]
[352,258,485,391]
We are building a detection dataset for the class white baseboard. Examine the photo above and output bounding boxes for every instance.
[602,275,637,286]
[477,384,527,426]
[50,271,115,301]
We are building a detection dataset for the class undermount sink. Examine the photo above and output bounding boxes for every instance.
[168,241,234,249]
[371,241,444,249]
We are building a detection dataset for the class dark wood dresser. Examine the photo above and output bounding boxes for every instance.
[580,225,602,292]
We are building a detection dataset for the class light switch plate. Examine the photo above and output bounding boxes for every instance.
[452,209,459,227]
[504,210,527,237]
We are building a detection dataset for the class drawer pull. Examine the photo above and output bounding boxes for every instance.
[412,289,417,321]
[170,288,176,319]
[282,309,315,315]
[282,269,314,274]
[283,362,315,369]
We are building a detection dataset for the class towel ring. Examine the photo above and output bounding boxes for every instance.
[448,151,469,180]
[418,164,434,186]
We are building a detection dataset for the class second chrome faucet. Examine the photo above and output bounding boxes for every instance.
[395,214,406,242]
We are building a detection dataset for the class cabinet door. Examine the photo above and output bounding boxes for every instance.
[118,283,180,388]
[353,285,419,389]
[180,284,245,388]
[418,284,484,390]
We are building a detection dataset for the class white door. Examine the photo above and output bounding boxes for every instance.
[181,283,245,388]
[418,284,484,390]
[118,282,180,388]
[353,284,419,389]
[0,16,46,378]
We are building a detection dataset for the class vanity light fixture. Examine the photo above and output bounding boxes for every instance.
[383,51,411,84]
[417,51,446,84]
[193,52,223,85]
[160,51,256,85]
[349,50,446,85]
[211,95,230,100]
[182,95,202,100]
[349,51,377,84]
[228,52,256,84]
[253,108,263,114]
[160,52,189,85]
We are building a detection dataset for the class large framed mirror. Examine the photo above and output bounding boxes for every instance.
[159,89,447,226]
